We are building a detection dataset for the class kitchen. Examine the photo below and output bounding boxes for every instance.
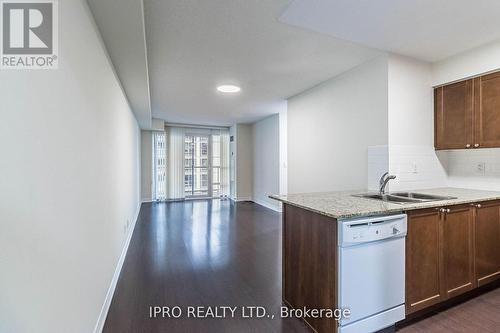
[272,48,500,332]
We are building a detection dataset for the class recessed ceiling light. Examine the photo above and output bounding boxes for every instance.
[217,85,241,93]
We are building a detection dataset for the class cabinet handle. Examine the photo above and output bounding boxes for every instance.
[476,204,482,208]
[446,208,451,213]
[466,144,471,148]
[474,143,480,148]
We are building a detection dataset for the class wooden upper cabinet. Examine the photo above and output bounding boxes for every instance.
[435,80,474,150]
[442,205,475,298]
[475,201,500,286]
[435,70,500,150]
[474,73,500,148]
[406,209,443,314]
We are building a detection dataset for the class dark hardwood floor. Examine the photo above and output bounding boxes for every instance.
[398,287,500,333]
[103,199,309,333]
[104,199,500,333]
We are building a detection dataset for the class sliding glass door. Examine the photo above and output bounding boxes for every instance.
[150,127,229,201]
[184,134,210,197]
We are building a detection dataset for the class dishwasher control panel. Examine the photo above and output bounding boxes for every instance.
[338,214,407,246]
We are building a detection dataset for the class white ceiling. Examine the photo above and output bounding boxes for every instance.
[89,0,500,128]
[143,0,382,126]
[280,0,500,62]
[87,0,152,128]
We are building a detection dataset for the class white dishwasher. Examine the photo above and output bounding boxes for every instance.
[338,213,407,333]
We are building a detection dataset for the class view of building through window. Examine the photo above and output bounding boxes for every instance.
[184,134,209,197]
[212,134,221,197]
[184,133,222,197]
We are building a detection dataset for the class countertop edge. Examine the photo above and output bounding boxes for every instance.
[269,192,500,219]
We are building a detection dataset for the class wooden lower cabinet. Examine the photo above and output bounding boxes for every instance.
[406,205,475,315]
[406,208,444,314]
[475,201,500,286]
[442,205,475,298]
[282,204,338,333]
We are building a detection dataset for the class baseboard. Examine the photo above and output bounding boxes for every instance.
[252,199,282,212]
[93,201,142,333]
[232,196,253,202]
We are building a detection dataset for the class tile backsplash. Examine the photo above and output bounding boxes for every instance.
[368,145,500,191]
[439,148,500,191]
[388,145,448,191]
[367,146,389,191]
[439,148,500,178]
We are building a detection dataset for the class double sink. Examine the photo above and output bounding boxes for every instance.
[353,192,457,204]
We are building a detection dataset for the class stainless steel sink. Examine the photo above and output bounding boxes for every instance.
[355,194,422,203]
[353,192,457,204]
[390,192,457,201]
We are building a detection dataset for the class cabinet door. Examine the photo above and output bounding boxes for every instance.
[406,209,443,314]
[474,73,500,148]
[442,205,475,298]
[475,201,500,286]
[435,80,474,150]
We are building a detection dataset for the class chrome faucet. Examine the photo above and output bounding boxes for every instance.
[379,172,396,195]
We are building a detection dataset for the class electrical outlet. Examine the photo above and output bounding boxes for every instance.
[476,162,486,175]
[411,163,418,174]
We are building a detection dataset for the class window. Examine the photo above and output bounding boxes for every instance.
[181,131,229,198]
[184,135,209,197]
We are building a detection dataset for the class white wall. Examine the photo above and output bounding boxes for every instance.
[0,1,141,332]
[287,56,389,193]
[279,108,288,195]
[388,55,434,147]
[229,124,253,201]
[288,45,500,194]
[236,124,253,200]
[385,55,448,191]
[252,115,280,211]
[141,131,153,201]
[432,39,500,86]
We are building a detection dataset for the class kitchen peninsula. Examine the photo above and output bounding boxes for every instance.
[271,188,500,333]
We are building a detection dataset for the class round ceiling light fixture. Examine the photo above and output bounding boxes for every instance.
[216,84,241,93]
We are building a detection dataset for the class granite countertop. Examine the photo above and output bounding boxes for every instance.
[269,187,500,219]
